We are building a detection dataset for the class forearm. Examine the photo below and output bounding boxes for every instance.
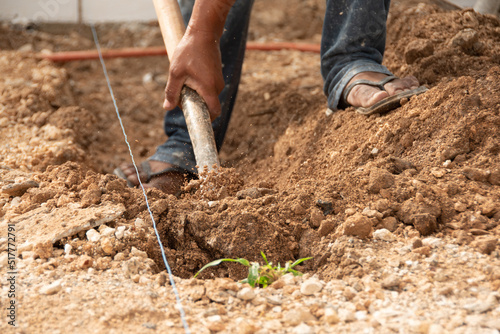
[187,0,236,40]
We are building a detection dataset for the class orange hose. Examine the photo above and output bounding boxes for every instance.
[38,42,321,62]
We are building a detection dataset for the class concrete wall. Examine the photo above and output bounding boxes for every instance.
[0,0,157,23]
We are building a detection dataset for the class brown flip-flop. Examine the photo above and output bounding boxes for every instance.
[113,161,195,188]
[343,76,428,116]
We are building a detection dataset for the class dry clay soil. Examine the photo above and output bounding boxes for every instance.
[1,0,500,333]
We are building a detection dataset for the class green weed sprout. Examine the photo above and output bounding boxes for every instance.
[194,252,312,288]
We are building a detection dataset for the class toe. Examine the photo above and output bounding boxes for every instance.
[347,85,389,108]
[385,76,420,96]
[118,163,141,186]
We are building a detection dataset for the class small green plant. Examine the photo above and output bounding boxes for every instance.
[194,252,312,288]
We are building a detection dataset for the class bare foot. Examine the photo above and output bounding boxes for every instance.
[344,72,420,108]
[118,160,189,195]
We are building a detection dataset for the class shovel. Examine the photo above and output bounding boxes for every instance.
[152,0,220,173]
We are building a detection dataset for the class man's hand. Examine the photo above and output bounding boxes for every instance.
[163,27,225,121]
[163,0,236,121]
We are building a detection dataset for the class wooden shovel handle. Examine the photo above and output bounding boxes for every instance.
[152,0,185,57]
[153,0,220,172]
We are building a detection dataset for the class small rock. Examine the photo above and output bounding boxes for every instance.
[345,208,357,216]
[488,169,500,185]
[430,168,446,178]
[131,247,148,258]
[64,244,72,255]
[343,286,357,300]
[462,167,490,183]
[438,286,453,296]
[362,207,383,219]
[34,241,53,259]
[293,323,313,334]
[413,246,431,256]
[300,278,324,295]
[115,226,126,239]
[318,219,336,237]
[381,275,400,289]
[480,200,498,217]
[373,228,396,242]
[412,238,423,249]
[100,237,114,255]
[316,199,334,215]
[463,294,496,313]
[155,273,167,287]
[78,255,93,269]
[355,311,368,321]
[39,280,62,295]
[343,213,373,239]
[86,229,101,242]
[368,169,395,193]
[134,218,147,229]
[470,237,497,255]
[1,180,39,197]
[266,295,282,305]
[450,28,478,50]
[381,216,398,232]
[410,213,437,236]
[292,202,307,215]
[101,226,116,237]
[428,324,445,334]
[422,237,443,248]
[454,202,468,212]
[237,287,256,301]
[283,308,316,326]
[114,252,126,261]
[309,209,324,228]
[236,187,267,199]
[338,308,356,322]
[323,308,340,324]
[404,39,434,64]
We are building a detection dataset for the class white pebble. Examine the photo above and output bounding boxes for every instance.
[355,311,368,321]
[115,226,126,239]
[324,308,340,324]
[338,308,356,322]
[64,244,72,255]
[39,280,62,295]
[101,226,116,237]
[300,278,324,295]
[206,315,222,323]
[373,228,396,242]
[422,237,443,248]
[237,287,256,301]
[86,229,101,242]
[293,323,313,334]
[131,247,148,259]
[135,218,147,229]
[283,308,316,326]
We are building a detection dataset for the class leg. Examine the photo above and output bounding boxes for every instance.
[118,0,254,193]
[321,0,420,111]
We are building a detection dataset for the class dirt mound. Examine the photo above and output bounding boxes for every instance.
[386,4,500,84]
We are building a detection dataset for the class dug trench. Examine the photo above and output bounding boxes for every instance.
[1,0,500,292]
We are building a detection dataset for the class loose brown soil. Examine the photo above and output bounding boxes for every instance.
[1,1,499,333]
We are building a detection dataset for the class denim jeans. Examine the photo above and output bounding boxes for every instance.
[150,0,393,174]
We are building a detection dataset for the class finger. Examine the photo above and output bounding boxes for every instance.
[164,69,184,110]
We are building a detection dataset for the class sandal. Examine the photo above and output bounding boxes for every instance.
[113,161,196,188]
[343,75,428,116]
